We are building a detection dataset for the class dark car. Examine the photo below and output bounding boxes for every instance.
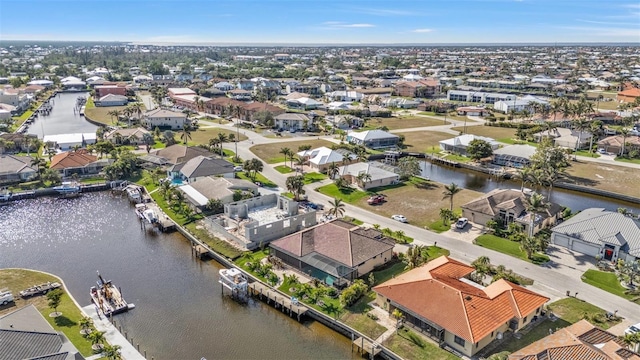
[367,195,386,205]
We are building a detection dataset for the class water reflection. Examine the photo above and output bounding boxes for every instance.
[28,91,98,137]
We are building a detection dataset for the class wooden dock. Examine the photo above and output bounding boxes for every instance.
[193,245,209,259]
[353,337,382,357]
[248,282,308,321]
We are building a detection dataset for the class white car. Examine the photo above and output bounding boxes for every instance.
[233,166,244,172]
[455,218,469,229]
[625,323,640,335]
[391,215,408,223]
[598,148,606,154]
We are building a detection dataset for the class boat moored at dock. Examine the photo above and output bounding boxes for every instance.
[90,271,130,317]
[53,181,81,195]
[219,268,248,300]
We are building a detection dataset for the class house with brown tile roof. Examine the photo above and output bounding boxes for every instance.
[50,150,109,177]
[509,320,640,360]
[461,189,562,235]
[269,219,395,286]
[617,88,640,103]
[150,144,215,165]
[393,78,441,98]
[373,256,549,357]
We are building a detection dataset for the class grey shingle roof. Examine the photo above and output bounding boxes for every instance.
[0,329,63,360]
[552,208,640,257]
[173,156,234,178]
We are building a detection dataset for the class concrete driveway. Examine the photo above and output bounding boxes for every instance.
[442,222,485,242]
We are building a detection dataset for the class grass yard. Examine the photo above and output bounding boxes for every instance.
[84,105,128,126]
[574,150,600,158]
[149,191,199,226]
[274,165,294,173]
[563,160,640,197]
[451,125,517,142]
[187,127,247,146]
[233,249,270,279]
[185,221,244,260]
[250,139,335,163]
[582,270,634,300]
[615,157,640,165]
[340,292,388,339]
[547,297,622,329]
[316,183,371,203]
[428,219,451,233]
[236,171,278,188]
[395,131,453,153]
[0,269,95,356]
[366,116,448,130]
[475,234,550,265]
[384,327,459,360]
[303,172,327,184]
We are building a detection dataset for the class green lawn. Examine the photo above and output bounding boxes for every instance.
[340,292,387,339]
[149,191,197,226]
[303,172,327,184]
[547,297,622,329]
[443,154,471,163]
[233,249,270,280]
[384,327,459,360]
[615,157,640,165]
[574,150,600,158]
[0,269,95,356]
[582,270,634,300]
[187,127,248,146]
[475,234,550,265]
[428,219,452,233]
[274,165,293,174]
[316,183,370,203]
[236,172,278,188]
[184,222,244,260]
[250,139,336,163]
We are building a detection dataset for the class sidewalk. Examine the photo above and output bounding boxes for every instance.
[82,305,145,360]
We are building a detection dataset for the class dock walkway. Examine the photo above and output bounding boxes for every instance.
[353,337,382,357]
[248,282,308,320]
[82,305,145,360]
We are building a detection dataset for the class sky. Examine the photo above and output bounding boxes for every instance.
[1,0,639,44]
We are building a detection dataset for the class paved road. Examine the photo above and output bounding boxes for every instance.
[139,95,156,111]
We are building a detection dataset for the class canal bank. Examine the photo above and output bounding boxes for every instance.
[27,91,98,138]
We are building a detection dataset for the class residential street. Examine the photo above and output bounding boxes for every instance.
[204,116,640,326]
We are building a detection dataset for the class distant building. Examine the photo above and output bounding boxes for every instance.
[95,84,127,98]
[168,155,235,183]
[439,134,500,156]
[96,94,128,107]
[43,133,97,151]
[492,144,537,168]
[337,161,399,190]
[447,90,516,104]
[393,78,441,98]
[347,129,399,149]
[617,87,640,103]
[104,127,151,145]
[143,108,187,130]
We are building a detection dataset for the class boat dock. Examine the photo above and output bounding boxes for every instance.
[82,305,145,360]
[353,337,382,358]
[248,282,308,321]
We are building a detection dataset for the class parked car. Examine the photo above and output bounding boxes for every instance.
[233,166,243,172]
[625,323,640,335]
[455,217,469,229]
[367,195,386,205]
[0,288,14,305]
[598,148,606,154]
[391,214,408,223]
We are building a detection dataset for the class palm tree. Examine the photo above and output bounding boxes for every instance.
[513,167,532,191]
[328,198,345,218]
[107,110,122,125]
[279,147,292,167]
[573,118,590,159]
[88,330,106,351]
[550,99,563,123]
[180,124,192,144]
[327,162,339,179]
[79,316,93,335]
[285,175,305,201]
[30,156,47,180]
[524,193,549,237]
[217,132,228,156]
[442,182,462,211]
[520,235,539,260]
[356,172,372,188]
[102,344,123,360]
[620,128,630,156]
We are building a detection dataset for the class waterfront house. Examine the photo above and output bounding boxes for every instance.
[142,108,188,130]
[456,106,490,117]
[551,208,640,263]
[42,133,97,151]
[509,320,640,360]
[178,176,259,209]
[168,155,235,184]
[598,135,640,155]
[50,150,110,177]
[532,127,592,150]
[269,219,395,286]
[95,84,127,98]
[461,189,562,235]
[96,94,128,107]
[0,304,84,360]
[347,129,399,149]
[337,162,400,190]
[439,134,500,156]
[104,127,151,145]
[0,133,38,153]
[296,146,355,172]
[492,144,537,168]
[373,256,549,357]
[151,145,215,165]
[0,154,38,184]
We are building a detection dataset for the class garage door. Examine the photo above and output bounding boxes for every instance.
[571,241,601,257]
[553,235,570,248]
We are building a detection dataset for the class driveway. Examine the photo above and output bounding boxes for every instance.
[442,222,485,242]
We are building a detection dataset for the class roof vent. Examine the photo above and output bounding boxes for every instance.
[465,296,472,301]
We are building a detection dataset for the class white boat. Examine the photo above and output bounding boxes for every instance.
[142,209,158,224]
[219,268,248,293]
[53,182,81,194]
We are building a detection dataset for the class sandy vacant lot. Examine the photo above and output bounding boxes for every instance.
[251,139,336,163]
[450,125,517,141]
[369,116,448,130]
[189,127,248,145]
[396,131,453,153]
[563,160,640,196]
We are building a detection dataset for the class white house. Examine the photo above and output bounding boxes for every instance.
[274,113,312,131]
[337,162,399,190]
[533,127,592,150]
[286,97,322,110]
[143,109,187,130]
[347,130,399,149]
[326,90,364,102]
[494,95,549,114]
[297,146,355,172]
[439,134,500,156]
[96,94,128,107]
[43,133,97,151]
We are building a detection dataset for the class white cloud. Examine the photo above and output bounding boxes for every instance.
[320,21,375,29]
[411,28,434,33]
[622,4,640,9]
[357,8,415,16]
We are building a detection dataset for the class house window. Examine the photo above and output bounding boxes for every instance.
[523,316,528,323]
[491,331,494,337]
[454,336,465,347]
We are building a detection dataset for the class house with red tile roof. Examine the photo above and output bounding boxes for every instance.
[393,78,441,98]
[50,150,110,177]
[509,319,640,360]
[269,219,395,286]
[373,256,549,357]
[617,87,640,103]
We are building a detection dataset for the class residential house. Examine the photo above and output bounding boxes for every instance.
[297,146,355,172]
[168,87,196,98]
[326,90,364,102]
[236,80,255,91]
[347,129,399,149]
[175,73,194,82]
[492,144,537,168]
[286,83,321,96]
[0,304,84,360]
[172,94,210,111]
[456,106,490,117]
[43,133,97,151]
[270,219,395,285]
[95,84,127,98]
[0,88,31,112]
[96,94,128,107]
[286,97,322,110]
[532,127,592,149]
[60,76,86,91]
[337,161,399,190]
[382,97,420,109]
[274,113,312,131]
[439,134,500,156]
[373,256,549,357]
[50,150,110,177]
[204,97,244,117]
[393,79,441,98]
[447,90,516,104]
[178,176,259,209]
[240,102,285,122]
[509,320,640,360]
[0,154,38,183]
[104,127,151,145]
[213,81,235,92]
[327,115,365,130]
[598,135,640,155]
[461,189,562,235]
[143,108,187,130]
[228,89,252,101]
[551,208,640,263]
[151,144,216,165]
[0,133,38,152]
[168,155,235,184]
[616,87,640,103]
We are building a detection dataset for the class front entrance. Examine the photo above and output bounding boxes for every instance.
[604,244,615,261]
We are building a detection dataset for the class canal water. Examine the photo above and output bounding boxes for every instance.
[420,162,640,214]
[0,193,356,360]
[28,91,98,138]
